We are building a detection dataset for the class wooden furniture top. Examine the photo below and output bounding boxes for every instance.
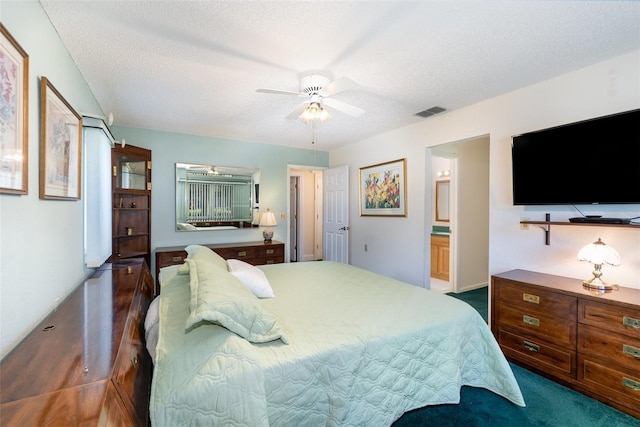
[0,259,146,403]
[493,269,640,308]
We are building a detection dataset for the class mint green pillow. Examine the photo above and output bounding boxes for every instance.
[185,258,289,344]
[185,244,229,271]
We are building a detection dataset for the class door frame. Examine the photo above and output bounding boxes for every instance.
[286,165,325,263]
[289,175,299,262]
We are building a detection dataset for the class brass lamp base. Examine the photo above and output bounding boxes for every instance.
[582,263,618,291]
[582,277,618,291]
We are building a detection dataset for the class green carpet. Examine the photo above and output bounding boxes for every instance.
[392,287,640,427]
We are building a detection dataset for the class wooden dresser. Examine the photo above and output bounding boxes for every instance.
[491,269,640,418]
[0,259,154,426]
[155,241,285,289]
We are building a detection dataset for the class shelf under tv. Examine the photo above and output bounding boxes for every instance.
[519,220,640,245]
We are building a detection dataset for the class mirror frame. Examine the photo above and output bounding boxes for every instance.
[175,163,260,231]
[435,180,450,222]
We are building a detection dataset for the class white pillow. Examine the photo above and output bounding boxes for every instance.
[227,259,275,298]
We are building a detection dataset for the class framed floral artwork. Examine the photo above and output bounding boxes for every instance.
[359,158,407,217]
[40,77,82,200]
[0,23,29,194]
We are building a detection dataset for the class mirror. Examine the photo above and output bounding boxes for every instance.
[176,163,260,231]
[435,180,450,222]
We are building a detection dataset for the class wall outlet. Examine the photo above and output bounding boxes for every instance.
[521,218,529,230]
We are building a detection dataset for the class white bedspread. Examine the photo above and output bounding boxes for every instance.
[151,261,524,426]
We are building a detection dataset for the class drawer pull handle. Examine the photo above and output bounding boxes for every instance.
[623,344,640,359]
[266,249,274,254]
[131,354,139,367]
[237,251,247,257]
[623,377,640,392]
[266,260,274,264]
[172,256,183,262]
[523,340,540,353]
[522,293,540,304]
[623,316,640,329]
[523,315,540,327]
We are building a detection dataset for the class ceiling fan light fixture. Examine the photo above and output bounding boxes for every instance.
[299,102,331,124]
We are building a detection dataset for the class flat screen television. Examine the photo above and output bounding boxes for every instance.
[511,109,640,205]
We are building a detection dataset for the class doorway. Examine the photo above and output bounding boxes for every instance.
[429,135,490,294]
[287,166,324,263]
[430,156,455,293]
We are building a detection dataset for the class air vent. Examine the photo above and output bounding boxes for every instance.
[415,106,446,118]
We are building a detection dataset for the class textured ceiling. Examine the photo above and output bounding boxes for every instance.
[40,1,640,150]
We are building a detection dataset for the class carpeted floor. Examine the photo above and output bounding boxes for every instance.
[392,287,640,427]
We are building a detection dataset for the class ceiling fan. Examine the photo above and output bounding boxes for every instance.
[256,72,365,123]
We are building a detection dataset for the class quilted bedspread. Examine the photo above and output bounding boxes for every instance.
[151,261,524,426]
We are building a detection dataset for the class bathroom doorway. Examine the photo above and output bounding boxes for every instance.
[429,135,490,294]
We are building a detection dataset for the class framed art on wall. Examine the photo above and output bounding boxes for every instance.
[40,77,82,200]
[0,23,29,195]
[359,158,407,217]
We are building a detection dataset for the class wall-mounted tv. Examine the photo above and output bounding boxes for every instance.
[511,109,640,205]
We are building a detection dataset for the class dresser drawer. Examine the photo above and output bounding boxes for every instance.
[255,244,284,258]
[578,324,640,371]
[499,330,575,378]
[578,354,640,413]
[213,246,257,260]
[114,291,152,425]
[494,279,577,320]
[496,305,577,347]
[579,300,640,339]
[156,250,187,270]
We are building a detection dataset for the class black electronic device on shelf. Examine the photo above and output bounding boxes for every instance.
[568,216,632,224]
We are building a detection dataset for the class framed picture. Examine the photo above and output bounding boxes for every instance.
[359,158,407,217]
[0,23,29,194]
[40,77,82,200]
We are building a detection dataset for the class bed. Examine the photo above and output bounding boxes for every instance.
[148,245,524,426]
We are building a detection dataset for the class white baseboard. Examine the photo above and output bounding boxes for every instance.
[456,281,488,293]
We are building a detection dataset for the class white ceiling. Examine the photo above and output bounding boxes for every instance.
[40,1,640,150]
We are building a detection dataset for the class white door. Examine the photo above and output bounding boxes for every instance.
[323,165,349,263]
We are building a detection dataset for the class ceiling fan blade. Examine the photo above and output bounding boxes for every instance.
[256,88,305,97]
[323,97,365,117]
[319,76,358,97]
[286,101,311,119]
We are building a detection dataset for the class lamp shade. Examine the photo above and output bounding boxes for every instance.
[299,102,331,124]
[258,211,277,227]
[577,238,620,266]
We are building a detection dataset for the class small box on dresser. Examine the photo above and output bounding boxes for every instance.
[491,269,640,419]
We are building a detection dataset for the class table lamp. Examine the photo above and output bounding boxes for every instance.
[577,238,620,290]
[259,209,277,243]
